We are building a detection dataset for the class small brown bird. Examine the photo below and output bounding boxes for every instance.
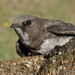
[11,15,75,57]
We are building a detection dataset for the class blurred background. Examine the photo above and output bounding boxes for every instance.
[0,0,75,61]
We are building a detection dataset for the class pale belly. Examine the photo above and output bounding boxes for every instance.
[37,36,73,55]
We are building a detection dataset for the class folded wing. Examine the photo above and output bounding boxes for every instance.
[47,22,75,36]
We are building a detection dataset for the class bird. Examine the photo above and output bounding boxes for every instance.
[11,15,75,57]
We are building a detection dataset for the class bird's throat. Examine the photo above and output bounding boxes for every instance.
[14,27,31,45]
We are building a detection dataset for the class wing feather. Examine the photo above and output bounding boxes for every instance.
[47,22,75,36]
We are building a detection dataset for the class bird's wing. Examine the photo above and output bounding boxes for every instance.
[47,22,75,36]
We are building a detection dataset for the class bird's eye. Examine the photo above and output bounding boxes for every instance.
[22,20,31,26]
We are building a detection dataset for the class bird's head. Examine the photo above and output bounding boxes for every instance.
[11,15,42,47]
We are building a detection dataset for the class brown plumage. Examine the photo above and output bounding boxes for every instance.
[11,15,75,57]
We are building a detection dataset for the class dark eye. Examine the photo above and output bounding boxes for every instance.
[22,20,31,26]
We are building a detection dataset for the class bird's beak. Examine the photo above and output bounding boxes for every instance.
[10,24,21,28]
[10,24,16,28]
